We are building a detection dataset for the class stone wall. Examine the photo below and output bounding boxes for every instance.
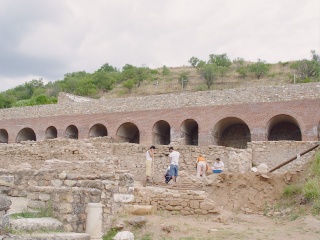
[0,169,134,233]
[131,186,220,216]
[250,141,318,172]
[0,83,319,120]
[0,138,318,179]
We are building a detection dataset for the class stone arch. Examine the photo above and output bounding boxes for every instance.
[212,117,251,149]
[152,120,170,145]
[116,122,140,143]
[16,128,36,143]
[65,125,78,139]
[0,129,8,143]
[181,119,198,145]
[45,126,58,139]
[89,123,108,138]
[267,114,301,141]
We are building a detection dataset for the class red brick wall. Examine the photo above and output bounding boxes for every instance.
[0,98,319,145]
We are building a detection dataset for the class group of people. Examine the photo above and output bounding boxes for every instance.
[195,155,224,178]
[145,146,224,184]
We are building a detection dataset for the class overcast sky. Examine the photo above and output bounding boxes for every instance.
[0,0,319,92]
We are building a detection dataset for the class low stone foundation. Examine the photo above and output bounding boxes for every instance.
[0,169,134,233]
[131,186,220,216]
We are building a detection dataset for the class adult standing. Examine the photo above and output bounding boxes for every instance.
[146,146,155,182]
[168,147,180,183]
[196,154,207,178]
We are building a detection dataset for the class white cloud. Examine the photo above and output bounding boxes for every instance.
[0,0,318,92]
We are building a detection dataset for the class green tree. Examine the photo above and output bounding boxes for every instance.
[162,65,170,76]
[74,76,98,96]
[135,66,150,87]
[188,56,200,68]
[178,71,189,89]
[208,53,232,67]
[249,59,270,79]
[122,79,135,93]
[236,66,249,78]
[60,71,88,93]
[121,64,137,82]
[0,93,15,108]
[196,60,206,69]
[200,64,216,89]
[97,63,118,72]
[233,57,245,67]
[92,71,115,92]
[290,50,320,81]
[12,94,57,107]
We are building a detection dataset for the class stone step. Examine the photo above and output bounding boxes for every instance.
[10,217,63,232]
[4,232,90,240]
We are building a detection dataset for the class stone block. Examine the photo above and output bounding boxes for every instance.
[39,193,51,201]
[189,200,199,209]
[51,179,63,187]
[59,171,67,180]
[113,194,134,203]
[181,210,190,215]
[199,201,215,211]
[58,193,74,203]
[64,180,77,187]
[0,175,14,186]
[58,203,73,214]
[27,180,38,186]
[169,200,180,206]
[195,209,208,214]
[125,205,156,215]
[27,192,39,200]
[181,201,188,207]
[163,205,173,211]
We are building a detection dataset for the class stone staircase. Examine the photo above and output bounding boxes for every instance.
[145,170,214,190]
[3,197,90,240]
[131,173,221,216]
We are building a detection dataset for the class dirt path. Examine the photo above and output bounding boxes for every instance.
[116,212,320,240]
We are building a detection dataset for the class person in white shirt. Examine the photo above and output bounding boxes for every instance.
[145,146,155,182]
[212,158,224,171]
[168,147,180,183]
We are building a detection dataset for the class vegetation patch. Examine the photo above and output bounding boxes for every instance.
[10,202,54,219]
[277,151,320,218]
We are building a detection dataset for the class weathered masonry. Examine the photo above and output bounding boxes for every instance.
[0,83,319,148]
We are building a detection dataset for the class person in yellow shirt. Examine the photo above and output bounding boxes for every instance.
[196,154,207,178]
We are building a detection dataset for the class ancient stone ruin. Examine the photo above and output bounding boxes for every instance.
[0,83,319,239]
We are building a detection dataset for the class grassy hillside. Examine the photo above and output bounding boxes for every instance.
[103,62,295,99]
[0,53,319,108]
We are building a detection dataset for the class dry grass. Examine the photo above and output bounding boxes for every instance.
[104,63,295,99]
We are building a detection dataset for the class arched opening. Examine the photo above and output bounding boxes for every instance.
[212,117,251,149]
[45,126,57,139]
[65,125,78,139]
[89,124,108,138]
[267,115,301,141]
[181,119,198,145]
[152,120,170,145]
[116,122,140,143]
[16,128,36,143]
[0,129,8,143]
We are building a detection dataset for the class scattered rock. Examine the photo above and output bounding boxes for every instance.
[124,205,156,215]
[0,195,11,212]
[113,231,134,240]
[125,216,147,227]
[161,225,174,233]
[256,163,268,173]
